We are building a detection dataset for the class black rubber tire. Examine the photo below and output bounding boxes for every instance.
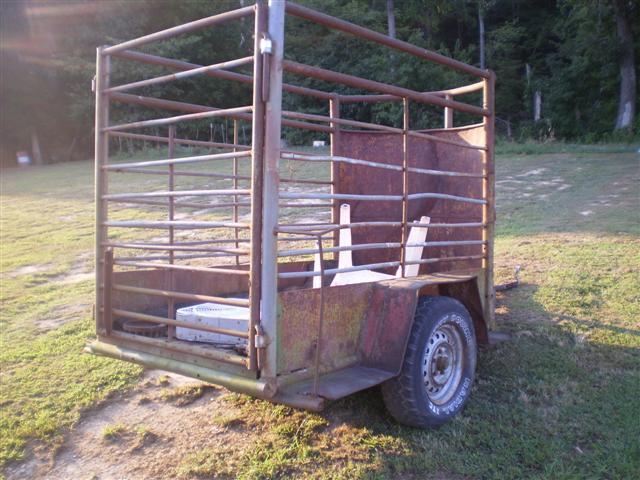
[381,295,477,428]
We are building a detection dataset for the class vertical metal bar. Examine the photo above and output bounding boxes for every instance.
[260,0,285,378]
[95,46,110,335]
[167,125,176,339]
[104,249,114,335]
[313,233,325,396]
[248,2,267,372]
[233,119,240,266]
[329,95,340,258]
[482,72,496,327]
[444,94,453,128]
[400,97,410,277]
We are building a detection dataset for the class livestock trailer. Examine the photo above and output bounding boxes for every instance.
[87,0,495,427]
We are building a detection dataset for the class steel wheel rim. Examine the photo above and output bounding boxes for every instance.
[422,318,464,405]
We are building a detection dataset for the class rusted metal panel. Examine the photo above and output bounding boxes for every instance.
[439,278,489,344]
[335,126,485,275]
[358,282,419,373]
[277,282,373,374]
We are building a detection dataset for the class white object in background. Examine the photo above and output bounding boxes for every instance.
[313,204,431,287]
[176,302,248,344]
[312,140,326,147]
[16,151,31,166]
[401,216,430,277]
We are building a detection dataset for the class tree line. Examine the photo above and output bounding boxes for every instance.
[0,0,637,166]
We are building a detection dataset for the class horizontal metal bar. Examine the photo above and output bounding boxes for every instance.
[407,193,486,205]
[278,261,401,279]
[103,5,255,55]
[280,192,402,201]
[103,105,253,132]
[285,2,488,79]
[105,220,249,229]
[408,240,486,248]
[116,252,242,262]
[113,284,249,307]
[280,178,333,186]
[112,308,249,339]
[105,242,250,254]
[106,56,254,93]
[277,221,401,232]
[109,168,251,181]
[282,110,398,133]
[279,242,400,257]
[405,254,485,266]
[104,150,251,170]
[104,188,251,199]
[282,152,402,172]
[109,131,250,150]
[283,152,483,175]
[277,239,486,257]
[109,92,254,122]
[338,81,485,104]
[279,191,485,204]
[169,239,251,245]
[113,260,250,275]
[87,337,253,372]
[408,166,485,178]
[112,49,334,100]
[277,221,484,231]
[283,60,489,117]
[278,203,332,208]
[105,198,251,210]
[106,242,246,252]
[278,235,331,242]
[108,92,332,133]
[282,112,485,149]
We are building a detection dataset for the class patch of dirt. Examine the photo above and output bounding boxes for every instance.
[49,252,93,285]
[36,302,92,332]
[5,264,54,278]
[4,371,245,480]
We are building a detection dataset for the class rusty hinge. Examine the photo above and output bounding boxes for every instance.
[260,34,272,102]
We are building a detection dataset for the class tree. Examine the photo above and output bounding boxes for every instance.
[386,0,396,39]
[613,0,636,130]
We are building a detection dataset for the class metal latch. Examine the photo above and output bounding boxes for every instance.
[259,35,273,54]
[254,324,266,349]
[91,76,96,93]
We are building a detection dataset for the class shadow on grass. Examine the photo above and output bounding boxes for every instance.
[308,284,640,479]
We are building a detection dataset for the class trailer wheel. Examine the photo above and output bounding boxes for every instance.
[381,296,476,428]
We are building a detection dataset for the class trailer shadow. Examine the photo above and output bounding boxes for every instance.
[312,283,640,478]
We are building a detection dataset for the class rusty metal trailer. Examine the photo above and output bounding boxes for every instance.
[87,1,495,427]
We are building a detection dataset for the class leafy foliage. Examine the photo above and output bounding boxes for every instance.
[0,0,638,165]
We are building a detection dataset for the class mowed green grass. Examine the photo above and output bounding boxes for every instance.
[1,148,639,478]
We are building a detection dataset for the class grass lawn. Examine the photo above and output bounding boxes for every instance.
[1,148,638,478]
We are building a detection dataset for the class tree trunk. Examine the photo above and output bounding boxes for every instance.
[533,90,542,122]
[386,0,396,39]
[613,0,636,130]
[31,130,43,165]
[478,5,485,70]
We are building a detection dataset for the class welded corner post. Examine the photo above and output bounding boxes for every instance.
[249,2,268,372]
[482,70,496,328]
[95,46,110,335]
[259,0,286,377]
